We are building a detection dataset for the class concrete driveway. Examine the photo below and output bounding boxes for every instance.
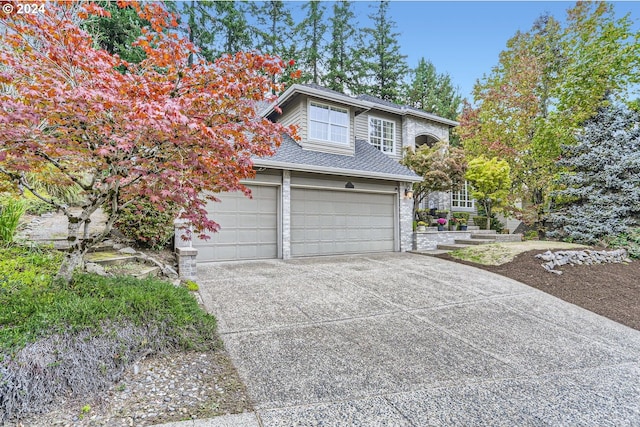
[197,253,640,426]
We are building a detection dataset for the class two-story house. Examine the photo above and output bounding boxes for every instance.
[180,84,458,263]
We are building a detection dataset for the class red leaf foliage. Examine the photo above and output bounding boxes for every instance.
[0,1,297,239]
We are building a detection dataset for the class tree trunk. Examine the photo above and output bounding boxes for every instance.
[56,214,86,283]
[57,247,86,283]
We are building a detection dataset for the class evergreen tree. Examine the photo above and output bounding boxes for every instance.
[82,1,148,64]
[324,0,359,93]
[357,1,409,102]
[249,1,299,86]
[178,1,250,63]
[297,1,327,85]
[405,58,461,121]
[218,1,252,55]
[249,0,295,58]
[181,1,219,63]
[549,99,640,244]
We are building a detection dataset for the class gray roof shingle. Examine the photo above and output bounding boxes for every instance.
[253,135,420,182]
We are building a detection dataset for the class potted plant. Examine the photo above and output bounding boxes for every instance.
[452,212,470,231]
[417,221,427,232]
[436,217,447,231]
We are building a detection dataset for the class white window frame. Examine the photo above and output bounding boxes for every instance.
[368,116,396,154]
[451,181,475,210]
[308,101,350,145]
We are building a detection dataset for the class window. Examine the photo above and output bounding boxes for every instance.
[369,117,395,153]
[309,102,349,144]
[451,181,474,209]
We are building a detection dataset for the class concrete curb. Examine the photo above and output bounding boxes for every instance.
[151,412,260,427]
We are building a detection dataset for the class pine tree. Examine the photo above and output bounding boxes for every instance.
[357,1,408,102]
[297,1,327,85]
[249,0,295,58]
[324,1,359,93]
[549,99,640,243]
[217,1,252,55]
[249,0,299,86]
[404,58,461,121]
[177,1,251,63]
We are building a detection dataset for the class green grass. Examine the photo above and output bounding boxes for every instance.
[0,245,218,354]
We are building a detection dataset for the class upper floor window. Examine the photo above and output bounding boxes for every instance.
[309,102,349,145]
[451,181,474,209]
[369,117,395,153]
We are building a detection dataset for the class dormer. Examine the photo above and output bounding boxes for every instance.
[263,84,370,156]
[262,84,458,159]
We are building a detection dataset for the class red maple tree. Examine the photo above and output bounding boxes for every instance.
[0,1,297,280]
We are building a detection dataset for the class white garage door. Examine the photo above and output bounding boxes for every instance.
[291,188,395,256]
[193,185,278,262]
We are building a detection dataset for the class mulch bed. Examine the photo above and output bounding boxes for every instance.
[436,250,640,331]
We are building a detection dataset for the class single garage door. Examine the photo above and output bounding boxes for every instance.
[291,188,395,256]
[193,185,278,262]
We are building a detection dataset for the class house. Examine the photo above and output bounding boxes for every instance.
[176,84,458,263]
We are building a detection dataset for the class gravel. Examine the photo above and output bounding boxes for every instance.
[8,351,253,427]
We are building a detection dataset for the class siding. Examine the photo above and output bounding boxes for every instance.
[278,96,303,133]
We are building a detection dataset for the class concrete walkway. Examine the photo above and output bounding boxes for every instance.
[189,253,640,426]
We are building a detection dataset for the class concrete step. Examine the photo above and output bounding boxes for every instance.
[466,225,480,231]
[471,229,497,235]
[85,251,138,266]
[455,238,494,245]
[131,266,160,279]
[471,233,523,242]
[409,249,451,256]
[437,243,474,251]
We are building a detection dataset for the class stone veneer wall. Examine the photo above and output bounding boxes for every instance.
[399,188,414,252]
[413,231,472,251]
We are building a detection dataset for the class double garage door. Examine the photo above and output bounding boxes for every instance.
[194,184,395,262]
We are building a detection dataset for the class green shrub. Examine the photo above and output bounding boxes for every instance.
[416,209,430,222]
[110,197,179,249]
[0,196,27,243]
[23,192,56,215]
[0,245,217,353]
[605,228,640,259]
[473,216,488,229]
[524,230,539,240]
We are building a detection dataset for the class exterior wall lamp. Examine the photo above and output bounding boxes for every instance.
[404,188,414,199]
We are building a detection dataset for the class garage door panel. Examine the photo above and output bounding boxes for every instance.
[291,188,395,257]
[194,185,278,262]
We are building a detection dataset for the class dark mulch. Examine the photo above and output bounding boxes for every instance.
[436,250,640,331]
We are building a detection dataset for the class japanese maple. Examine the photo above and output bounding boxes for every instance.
[0,1,297,281]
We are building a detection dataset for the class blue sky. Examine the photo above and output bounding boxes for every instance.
[289,1,640,101]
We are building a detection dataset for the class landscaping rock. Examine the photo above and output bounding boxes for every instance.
[536,249,630,273]
[118,247,138,255]
[85,262,108,276]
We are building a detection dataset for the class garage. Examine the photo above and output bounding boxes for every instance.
[291,188,395,257]
[192,185,278,262]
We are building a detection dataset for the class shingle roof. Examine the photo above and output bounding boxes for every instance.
[253,135,421,182]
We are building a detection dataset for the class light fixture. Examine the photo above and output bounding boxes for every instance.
[404,188,414,199]
[345,181,354,189]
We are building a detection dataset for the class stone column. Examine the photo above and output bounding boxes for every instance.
[175,247,198,280]
[281,170,291,259]
[399,182,415,251]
